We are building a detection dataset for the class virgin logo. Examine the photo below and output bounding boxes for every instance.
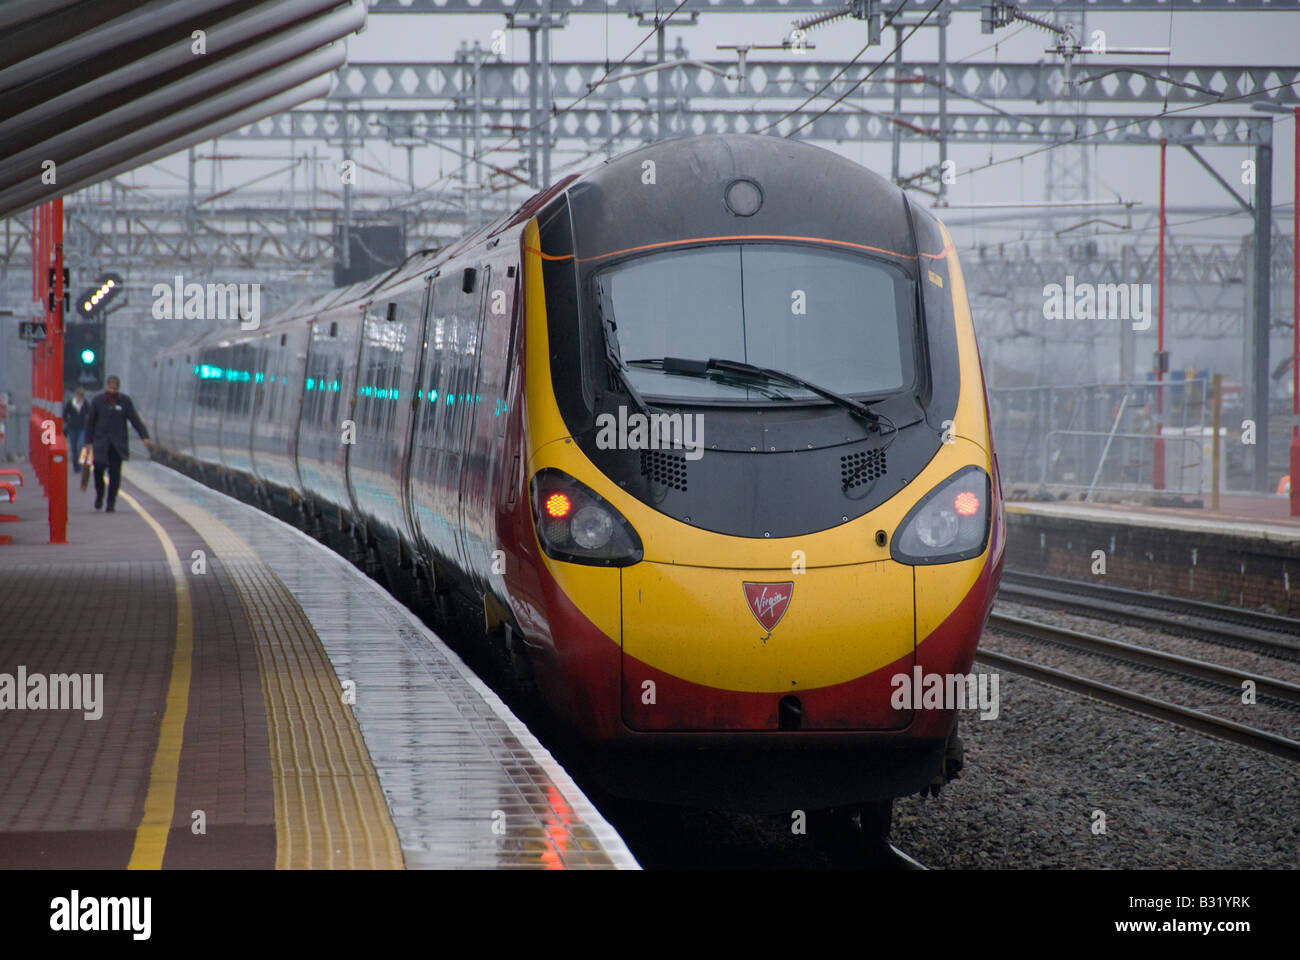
[743,582,793,633]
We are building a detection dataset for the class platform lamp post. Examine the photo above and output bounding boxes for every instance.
[1153,137,1167,492]
[1254,102,1300,515]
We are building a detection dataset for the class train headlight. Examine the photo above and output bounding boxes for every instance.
[572,505,615,550]
[890,466,991,565]
[531,468,643,566]
[916,507,959,549]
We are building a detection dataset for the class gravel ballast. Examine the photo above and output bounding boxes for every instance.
[889,666,1300,869]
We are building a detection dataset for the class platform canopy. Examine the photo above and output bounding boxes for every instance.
[0,0,366,221]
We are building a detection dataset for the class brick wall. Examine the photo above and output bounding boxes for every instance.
[1004,512,1300,617]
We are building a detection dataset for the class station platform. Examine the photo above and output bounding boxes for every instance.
[1006,493,1300,546]
[0,458,637,870]
[1003,494,1300,613]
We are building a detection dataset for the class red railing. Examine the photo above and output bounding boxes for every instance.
[28,198,67,544]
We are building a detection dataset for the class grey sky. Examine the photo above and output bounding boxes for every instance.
[121,7,1300,248]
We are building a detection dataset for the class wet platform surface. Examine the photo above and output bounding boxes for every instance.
[0,459,636,869]
[1007,495,1300,543]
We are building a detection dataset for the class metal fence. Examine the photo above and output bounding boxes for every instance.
[989,378,1218,497]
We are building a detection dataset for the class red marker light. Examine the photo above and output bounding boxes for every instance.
[954,491,979,517]
[545,493,572,518]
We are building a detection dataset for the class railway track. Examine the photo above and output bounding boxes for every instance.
[979,613,1300,763]
[997,570,1300,661]
[888,843,928,870]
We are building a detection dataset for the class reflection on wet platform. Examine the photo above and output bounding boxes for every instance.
[127,462,637,870]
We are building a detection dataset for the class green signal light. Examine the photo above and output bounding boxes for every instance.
[80,349,96,364]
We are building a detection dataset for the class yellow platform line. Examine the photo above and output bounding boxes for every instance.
[119,489,193,871]
[123,466,404,869]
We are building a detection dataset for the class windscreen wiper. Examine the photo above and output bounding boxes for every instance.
[594,277,654,417]
[630,356,884,426]
[627,357,795,401]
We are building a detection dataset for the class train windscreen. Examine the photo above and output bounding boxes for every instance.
[596,242,915,402]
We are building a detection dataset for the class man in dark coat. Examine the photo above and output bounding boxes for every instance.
[83,375,152,512]
[64,386,89,473]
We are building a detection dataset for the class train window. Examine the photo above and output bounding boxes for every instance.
[417,275,459,447]
[597,243,913,402]
[329,320,338,338]
[280,333,287,346]
[386,302,397,323]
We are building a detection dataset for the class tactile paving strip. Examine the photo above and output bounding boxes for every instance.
[124,462,637,870]
[123,468,403,869]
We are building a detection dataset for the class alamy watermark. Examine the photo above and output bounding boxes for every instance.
[1043,276,1152,331]
[151,275,260,330]
[50,891,150,940]
[0,666,103,720]
[595,405,705,461]
[890,667,1000,720]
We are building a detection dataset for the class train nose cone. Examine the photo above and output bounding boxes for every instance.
[619,560,915,732]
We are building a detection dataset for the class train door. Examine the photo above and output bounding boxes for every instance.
[341,302,370,525]
[193,346,222,464]
[453,265,489,588]
[461,256,518,594]
[179,349,198,458]
[244,336,268,479]
[148,359,163,443]
[399,276,434,553]
[298,317,353,511]
[409,271,462,568]
[148,358,166,448]
[163,357,181,449]
[291,323,315,496]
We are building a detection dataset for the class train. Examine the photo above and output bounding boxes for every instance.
[146,134,1005,830]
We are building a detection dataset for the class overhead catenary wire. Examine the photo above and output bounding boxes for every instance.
[142,9,1299,241]
[461,0,692,184]
[954,22,1029,65]
[759,0,918,135]
[950,202,1299,241]
[779,0,945,139]
[944,77,1300,191]
[374,0,693,216]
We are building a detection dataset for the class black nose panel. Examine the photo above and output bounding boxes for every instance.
[778,695,802,731]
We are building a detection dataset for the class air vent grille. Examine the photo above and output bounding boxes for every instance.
[841,449,886,490]
[640,449,688,491]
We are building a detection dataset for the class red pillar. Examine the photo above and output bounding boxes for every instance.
[29,207,41,486]
[29,199,67,543]
[1290,107,1299,516]
[50,199,67,543]
[1154,138,1167,491]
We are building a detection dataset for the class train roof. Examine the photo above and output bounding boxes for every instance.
[547,133,920,269]
[158,247,447,357]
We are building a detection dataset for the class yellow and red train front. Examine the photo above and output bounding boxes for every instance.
[510,217,1005,745]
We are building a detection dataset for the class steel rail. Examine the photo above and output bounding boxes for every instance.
[987,612,1300,706]
[998,570,1300,660]
[976,648,1300,763]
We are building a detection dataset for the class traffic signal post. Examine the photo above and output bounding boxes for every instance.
[64,271,122,392]
[64,319,106,392]
[29,198,67,544]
